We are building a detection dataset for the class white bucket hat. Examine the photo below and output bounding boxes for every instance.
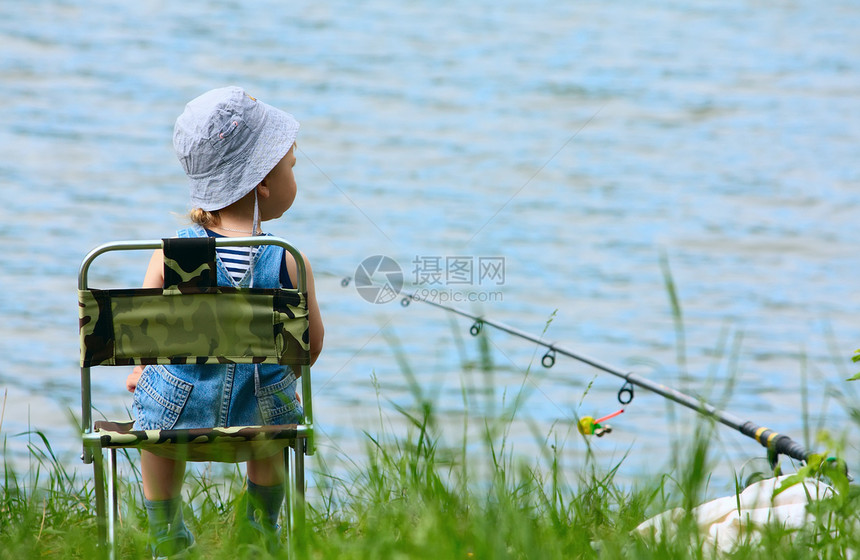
[173,86,299,211]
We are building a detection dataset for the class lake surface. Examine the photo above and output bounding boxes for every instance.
[1,0,858,494]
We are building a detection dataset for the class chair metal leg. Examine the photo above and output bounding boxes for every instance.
[282,446,292,545]
[92,449,108,555]
[283,440,306,559]
[294,440,305,502]
[106,449,118,560]
[293,440,305,532]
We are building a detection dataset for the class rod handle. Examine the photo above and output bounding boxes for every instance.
[739,422,809,463]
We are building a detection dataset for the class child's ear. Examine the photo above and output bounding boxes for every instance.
[256,181,270,198]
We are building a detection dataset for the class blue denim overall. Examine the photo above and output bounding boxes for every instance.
[133,226,303,430]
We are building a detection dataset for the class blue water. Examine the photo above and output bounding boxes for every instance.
[1,0,859,492]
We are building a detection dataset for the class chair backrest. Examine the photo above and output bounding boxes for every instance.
[78,236,313,459]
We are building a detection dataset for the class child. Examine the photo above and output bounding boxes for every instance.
[125,86,324,558]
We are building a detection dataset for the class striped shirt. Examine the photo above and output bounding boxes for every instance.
[217,244,256,284]
[205,229,294,288]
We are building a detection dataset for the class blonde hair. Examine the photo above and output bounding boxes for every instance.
[189,208,221,228]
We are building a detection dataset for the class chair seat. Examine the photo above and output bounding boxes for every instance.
[87,420,304,462]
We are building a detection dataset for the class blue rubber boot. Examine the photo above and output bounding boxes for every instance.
[145,497,195,559]
[245,479,285,554]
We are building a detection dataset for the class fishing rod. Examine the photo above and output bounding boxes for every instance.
[399,291,814,467]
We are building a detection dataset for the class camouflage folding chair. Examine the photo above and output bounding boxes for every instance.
[78,236,314,559]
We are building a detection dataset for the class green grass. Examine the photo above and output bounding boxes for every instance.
[2,383,859,559]
[3,318,860,558]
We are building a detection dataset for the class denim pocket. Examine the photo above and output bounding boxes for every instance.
[255,373,302,425]
[133,365,193,430]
